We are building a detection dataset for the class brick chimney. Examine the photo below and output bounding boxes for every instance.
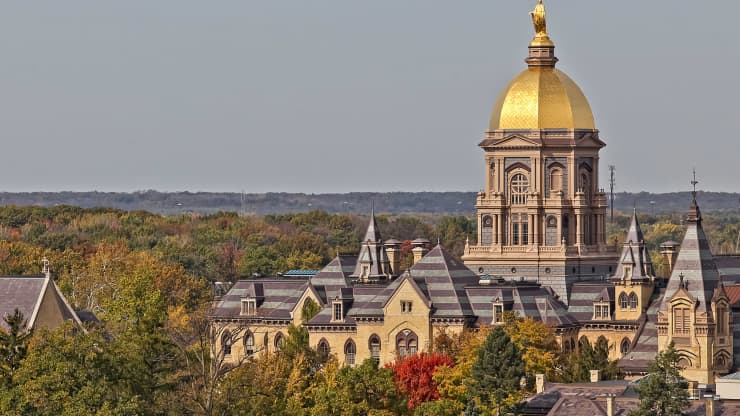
[384,240,402,276]
[411,238,430,264]
[660,241,680,277]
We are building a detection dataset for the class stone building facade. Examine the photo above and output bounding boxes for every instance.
[210,0,740,385]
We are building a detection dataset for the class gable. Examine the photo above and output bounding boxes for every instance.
[574,133,606,148]
[383,277,431,316]
[491,134,542,149]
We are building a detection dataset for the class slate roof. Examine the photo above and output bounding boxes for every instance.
[660,198,720,314]
[0,276,47,331]
[611,210,654,282]
[619,287,665,372]
[568,282,615,321]
[409,245,479,319]
[466,283,576,326]
[211,278,310,321]
[0,275,83,332]
[351,210,393,280]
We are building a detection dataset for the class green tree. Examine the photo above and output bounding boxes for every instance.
[301,298,321,323]
[469,326,525,415]
[0,309,32,387]
[630,342,689,416]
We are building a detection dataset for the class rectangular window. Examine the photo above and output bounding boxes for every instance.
[602,306,609,318]
[401,301,413,313]
[493,304,504,323]
[594,305,602,318]
[513,223,519,245]
[333,302,343,321]
[717,307,726,336]
[522,223,529,245]
[241,299,256,316]
[674,308,690,336]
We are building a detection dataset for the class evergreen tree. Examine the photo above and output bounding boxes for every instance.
[469,326,525,415]
[630,342,689,416]
[0,309,32,387]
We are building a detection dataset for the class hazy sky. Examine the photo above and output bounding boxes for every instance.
[0,1,738,194]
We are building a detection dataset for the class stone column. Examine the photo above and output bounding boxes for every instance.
[575,213,583,245]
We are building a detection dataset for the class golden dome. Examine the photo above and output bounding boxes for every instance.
[489,67,595,131]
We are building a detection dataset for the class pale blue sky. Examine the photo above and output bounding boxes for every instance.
[0,1,737,193]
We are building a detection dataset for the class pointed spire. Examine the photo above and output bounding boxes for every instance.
[625,209,644,245]
[362,204,382,242]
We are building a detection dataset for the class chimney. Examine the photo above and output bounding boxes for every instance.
[384,240,402,276]
[660,241,680,277]
[590,369,602,383]
[535,374,546,394]
[411,238,430,264]
[705,395,718,416]
[605,394,615,416]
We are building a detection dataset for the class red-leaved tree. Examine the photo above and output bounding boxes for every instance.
[386,352,454,410]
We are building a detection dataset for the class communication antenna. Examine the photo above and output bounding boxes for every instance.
[609,165,616,223]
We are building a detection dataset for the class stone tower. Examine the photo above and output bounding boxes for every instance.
[462,0,618,304]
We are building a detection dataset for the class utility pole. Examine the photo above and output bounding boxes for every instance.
[609,165,616,223]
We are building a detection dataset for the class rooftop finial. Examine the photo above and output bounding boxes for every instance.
[691,168,699,201]
[41,256,50,278]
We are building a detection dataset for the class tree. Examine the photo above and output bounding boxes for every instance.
[630,342,689,416]
[0,309,32,387]
[301,298,321,323]
[502,312,559,383]
[387,352,454,411]
[469,326,525,415]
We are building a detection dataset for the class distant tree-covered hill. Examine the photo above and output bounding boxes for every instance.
[0,190,737,215]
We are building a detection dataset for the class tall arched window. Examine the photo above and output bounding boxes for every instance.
[369,335,381,364]
[628,292,638,309]
[619,293,629,309]
[274,332,285,352]
[510,174,529,205]
[244,331,255,356]
[344,339,356,365]
[222,331,233,356]
[620,338,631,355]
[396,329,419,357]
[318,339,330,360]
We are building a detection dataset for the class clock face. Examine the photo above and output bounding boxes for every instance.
[484,216,493,227]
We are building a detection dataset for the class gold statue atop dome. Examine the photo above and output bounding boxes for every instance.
[530,0,547,38]
[528,0,554,47]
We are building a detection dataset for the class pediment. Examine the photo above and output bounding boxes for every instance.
[490,134,542,148]
[574,133,606,148]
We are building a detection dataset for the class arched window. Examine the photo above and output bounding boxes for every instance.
[510,174,529,205]
[620,338,630,355]
[619,293,629,309]
[274,332,285,352]
[628,292,638,309]
[318,339,330,360]
[482,215,493,246]
[369,335,381,363]
[344,339,356,365]
[677,357,690,368]
[244,331,255,356]
[396,329,419,357]
[222,331,233,356]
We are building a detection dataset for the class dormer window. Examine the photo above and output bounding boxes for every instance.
[401,300,413,313]
[593,302,610,320]
[673,307,690,336]
[492,299,505,324]
[332,301,343,322]
[241,298,257,316]
[623,265,632,278]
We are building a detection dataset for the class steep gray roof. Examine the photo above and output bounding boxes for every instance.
[568,282,615,321]
[611,210,653,282]
[466,283,577,326]
[409,245,479,319]
[211,278,309,320]
[660,198,720,314]
[0,275,83,332]
[619,287,666,372]
[351,211,392,280]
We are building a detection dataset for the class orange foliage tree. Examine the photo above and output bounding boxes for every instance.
[386,352,454,411]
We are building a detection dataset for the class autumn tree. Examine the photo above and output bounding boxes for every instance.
[630,342,689,416]
[387,352,454,411]
[502,312,559,384]
[469,326,525,415]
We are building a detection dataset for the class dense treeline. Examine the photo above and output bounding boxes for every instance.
[0,190,737,215]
